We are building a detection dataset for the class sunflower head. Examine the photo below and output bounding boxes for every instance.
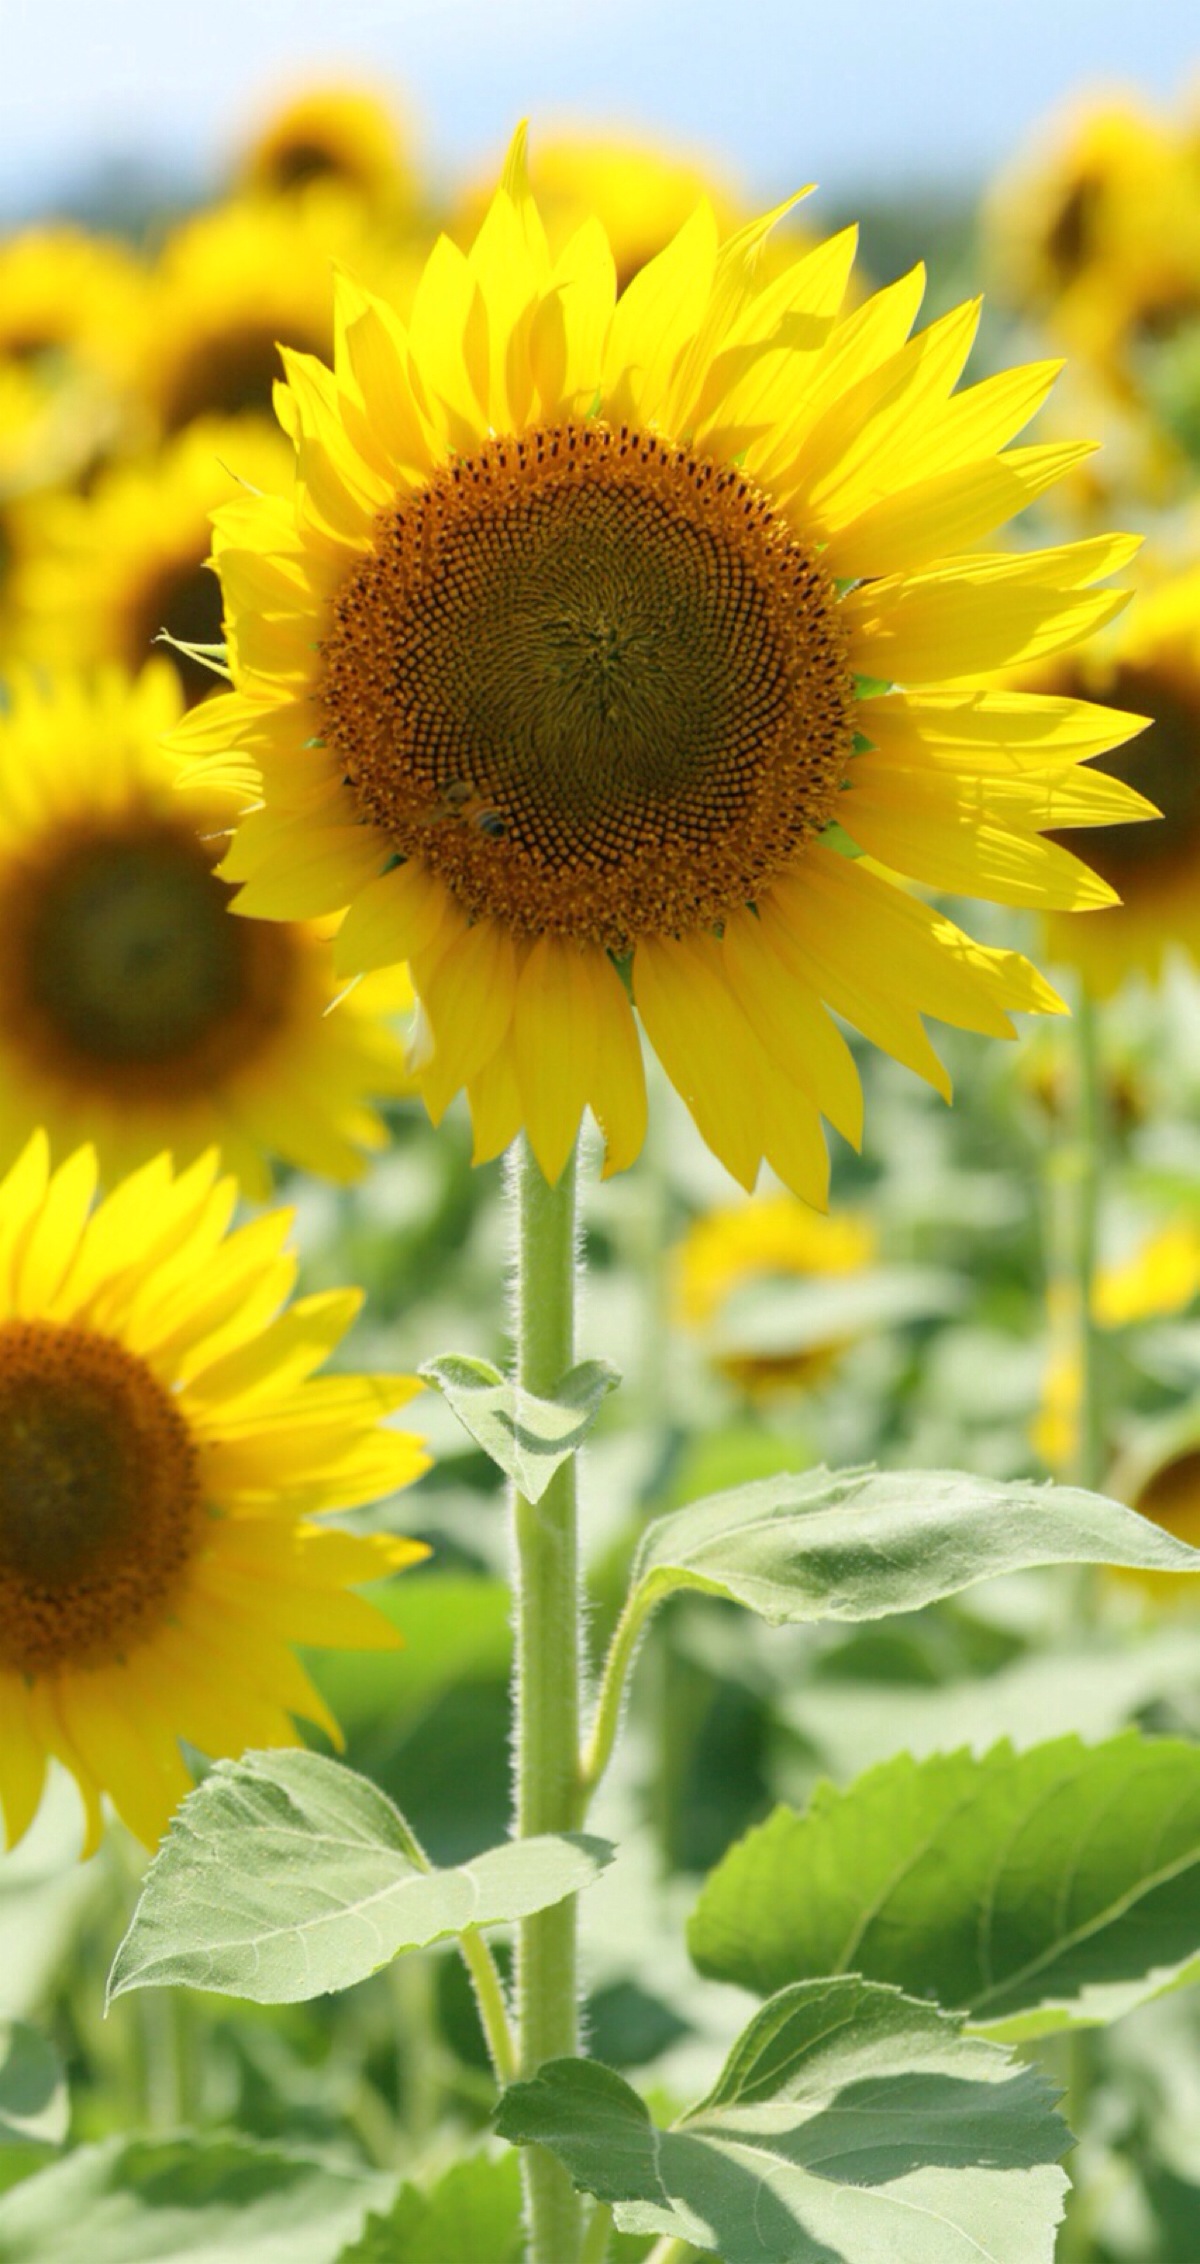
[0,1134,429,1853]
[0,661,412,1194]
[675,1194,876,1393]
[234,82,417,210]
[133,192,392,435]
[7,414,294,704]
[1033,563,1200,995]
[175,126,1150,1206]
[986,93,1200,384]
[0,226,146,386]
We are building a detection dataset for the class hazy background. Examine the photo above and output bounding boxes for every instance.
[2,0,1198,219]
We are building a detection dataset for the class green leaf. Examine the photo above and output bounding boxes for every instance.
[689,1732,1200,2040]
[782,1628,1200,1782]
[108,1749,611,2005]
[420,1355,619,1500]
[715,1266,963,1358]
[0,2134,388,2263]
[631,1465,1200,1626]
[0,2026,65,2150]
[335,2154,523,2263]
[496,1977,1068,2262]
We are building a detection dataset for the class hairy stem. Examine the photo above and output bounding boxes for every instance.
[510,1136,584,2264]
[458,1925,517,2087]
[1073,984,1106,1496]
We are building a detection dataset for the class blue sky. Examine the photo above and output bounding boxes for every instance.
[1,0,1198,213]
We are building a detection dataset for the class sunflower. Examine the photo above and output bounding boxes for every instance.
[0,662,412,1195]
[1121,1446,1200,1597]
[0,1133,429,1853]
[454,129,742,294]
[0,225,145,388]
[8,416,293,706]
[132,190,397,436]
[233,82,417,211]
[174,129,1151,1206]
[1034,565,1200,995]
[986,94,1200,394]
[675,1194,876,1392]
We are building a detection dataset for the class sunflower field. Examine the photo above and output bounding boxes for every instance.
[7,41,1200,2264]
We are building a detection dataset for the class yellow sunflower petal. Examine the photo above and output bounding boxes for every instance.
[514,937,599,1186]
[722,904,864,1147]
[823,441,1095,579]
[417,918,519,1119]
[0,1677,47,1848]
[587,953,648,1177]
[467,1041,525,1166]
[635,934,763,1190]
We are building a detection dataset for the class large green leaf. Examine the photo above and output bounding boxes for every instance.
[336,2155,522,2262]
[689,1733,1200,2039]
[420,1355,619,1500]
[631,1466,1200,1626]
[496,1976,1068,2262]
[0,2135,388,2263]
[0,2026,65,2149]
[108,1749,611,2005]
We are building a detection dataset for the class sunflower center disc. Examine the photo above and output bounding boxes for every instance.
[0,1320,203,1674]
[320,422,856,947]
[164,324,295,432]
[5,819,294,1096]
[1050,660,1200,881]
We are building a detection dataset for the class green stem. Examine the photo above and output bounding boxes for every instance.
[645,2239,695,2264]
[1073,984,1106,1496]
[459,1925,517,2086]
[385,1809,517,2094]
[579,2200,614,2264]
[1056,2029,1097,2264]
[510,1136,584,2264]
[576,1580,658,1821]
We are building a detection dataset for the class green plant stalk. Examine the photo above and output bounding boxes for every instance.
[1057,983,1108,2258]
[510,1135,584,2263]
[576,1579,658,1819]
[1073,984,1106,1496]
[458,1925,517,2086]
[645,2238,695,2263]
[579,2200,614,2264]
[383,1809,517,2090]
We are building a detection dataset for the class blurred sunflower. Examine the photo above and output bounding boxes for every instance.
[134,190,388,434]
[0,1134,428,1852]
[8,415,293,705]
[675,1195,876,1392]
[0,363,67,500]
[1035,565,1200,995]
[455,129,741,291]
[0,225,145,387]
[986,94,1200,394]
[176,130,1151,1204]
[0,663,411,1194]
[1122,1447,1200,1594]
[235,82,417,211]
